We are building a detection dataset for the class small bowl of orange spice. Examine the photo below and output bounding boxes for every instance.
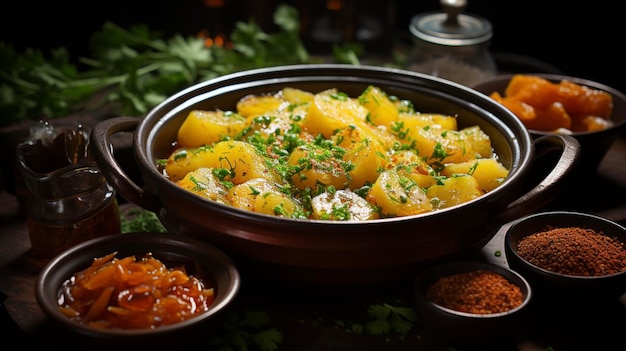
[35,232,240,347]
[472,74,626,172]
[504,211,626,301]
[414,260,532,344]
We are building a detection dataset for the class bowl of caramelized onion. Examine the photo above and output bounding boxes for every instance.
[35,232,240,347]
[472,73,626,172]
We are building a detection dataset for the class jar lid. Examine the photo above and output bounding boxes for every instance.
[409,0,492,47]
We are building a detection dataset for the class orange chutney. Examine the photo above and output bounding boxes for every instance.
[489,74,614,133]
[57,252,215,329]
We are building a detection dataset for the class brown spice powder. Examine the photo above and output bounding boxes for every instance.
[516,226,626,276]
[426,269,524,314]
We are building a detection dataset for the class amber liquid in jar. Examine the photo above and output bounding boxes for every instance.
[18,122,122,259]
[27,198,121,258]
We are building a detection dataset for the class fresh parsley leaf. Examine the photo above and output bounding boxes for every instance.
[120,208,167,233]
[206,310,283,351]
[0,4,338,128]
[252,328,284,351]
[364,303,417,336]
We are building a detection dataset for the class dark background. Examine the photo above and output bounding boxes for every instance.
[2,0,623,93]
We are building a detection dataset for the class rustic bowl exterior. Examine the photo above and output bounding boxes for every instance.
[471,73,626,173]
[35,232,240,344]
[91,64,580,288]
[504,211,626,300]
[414,261,532,343]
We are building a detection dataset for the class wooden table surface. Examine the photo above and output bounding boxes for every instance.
[1,126,625,351]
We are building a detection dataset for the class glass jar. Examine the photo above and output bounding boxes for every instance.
[16,121,121,258]
[407,0,496,86]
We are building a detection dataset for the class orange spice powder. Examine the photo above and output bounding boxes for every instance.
[426,269,524,314]
[516,226,626,276]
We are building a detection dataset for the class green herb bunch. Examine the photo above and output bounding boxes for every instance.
[0,4,316,129]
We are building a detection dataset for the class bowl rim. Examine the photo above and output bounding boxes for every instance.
[35,232,241,337]
[504,210,626,280]
[414,260,532,318]
[471,72,626,135]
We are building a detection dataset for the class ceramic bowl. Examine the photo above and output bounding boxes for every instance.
[472,73,626,173]
[91,64,581,288]
[414,260,532,344]
[504,211,626,301]
[35,232,240,347]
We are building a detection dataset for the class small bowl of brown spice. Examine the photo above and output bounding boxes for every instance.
[504,211,626,301]
[414,260,532,344]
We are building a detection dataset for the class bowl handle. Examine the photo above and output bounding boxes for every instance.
[496,134,580,223]
[90,116,161,212]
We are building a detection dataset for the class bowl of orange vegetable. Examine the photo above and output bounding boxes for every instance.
[35,232,240,347]
[472,73,626,172]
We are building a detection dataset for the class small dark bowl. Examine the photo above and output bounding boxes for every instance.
[504,211,626,301]
[472,73,626,172]
[414,261,532,344]
[35,232,240,347]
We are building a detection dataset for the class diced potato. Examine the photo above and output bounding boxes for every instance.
[165,140,278,183]
[356,124,399,151]
[405,173,438,189]
[366,170,432,216]
[311,189,379,220]
[387,150,428,172]
[236,93,286,118]
[441,158,509,192]
[332,124,393,157]
[177,110,247,148]
[228,178,301,217]
[228,178,277,211]
[343,137,388,189]
[395,113,458,140]
[426,175,483,209]
[288,145,349,190]
[330,125,368,149]
[164,146,215,182]
[210,141,278,184]
[282,87,314,104]
[388,150,437,188]
[358,85,399,128]
[243,109,301,138]
[460,125,493,158]
[176,167,229,203]
[304,89,370,138]
[254,191,302,217]
[412,125,478,165]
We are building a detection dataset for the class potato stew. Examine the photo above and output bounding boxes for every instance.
[159,86,509,221]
